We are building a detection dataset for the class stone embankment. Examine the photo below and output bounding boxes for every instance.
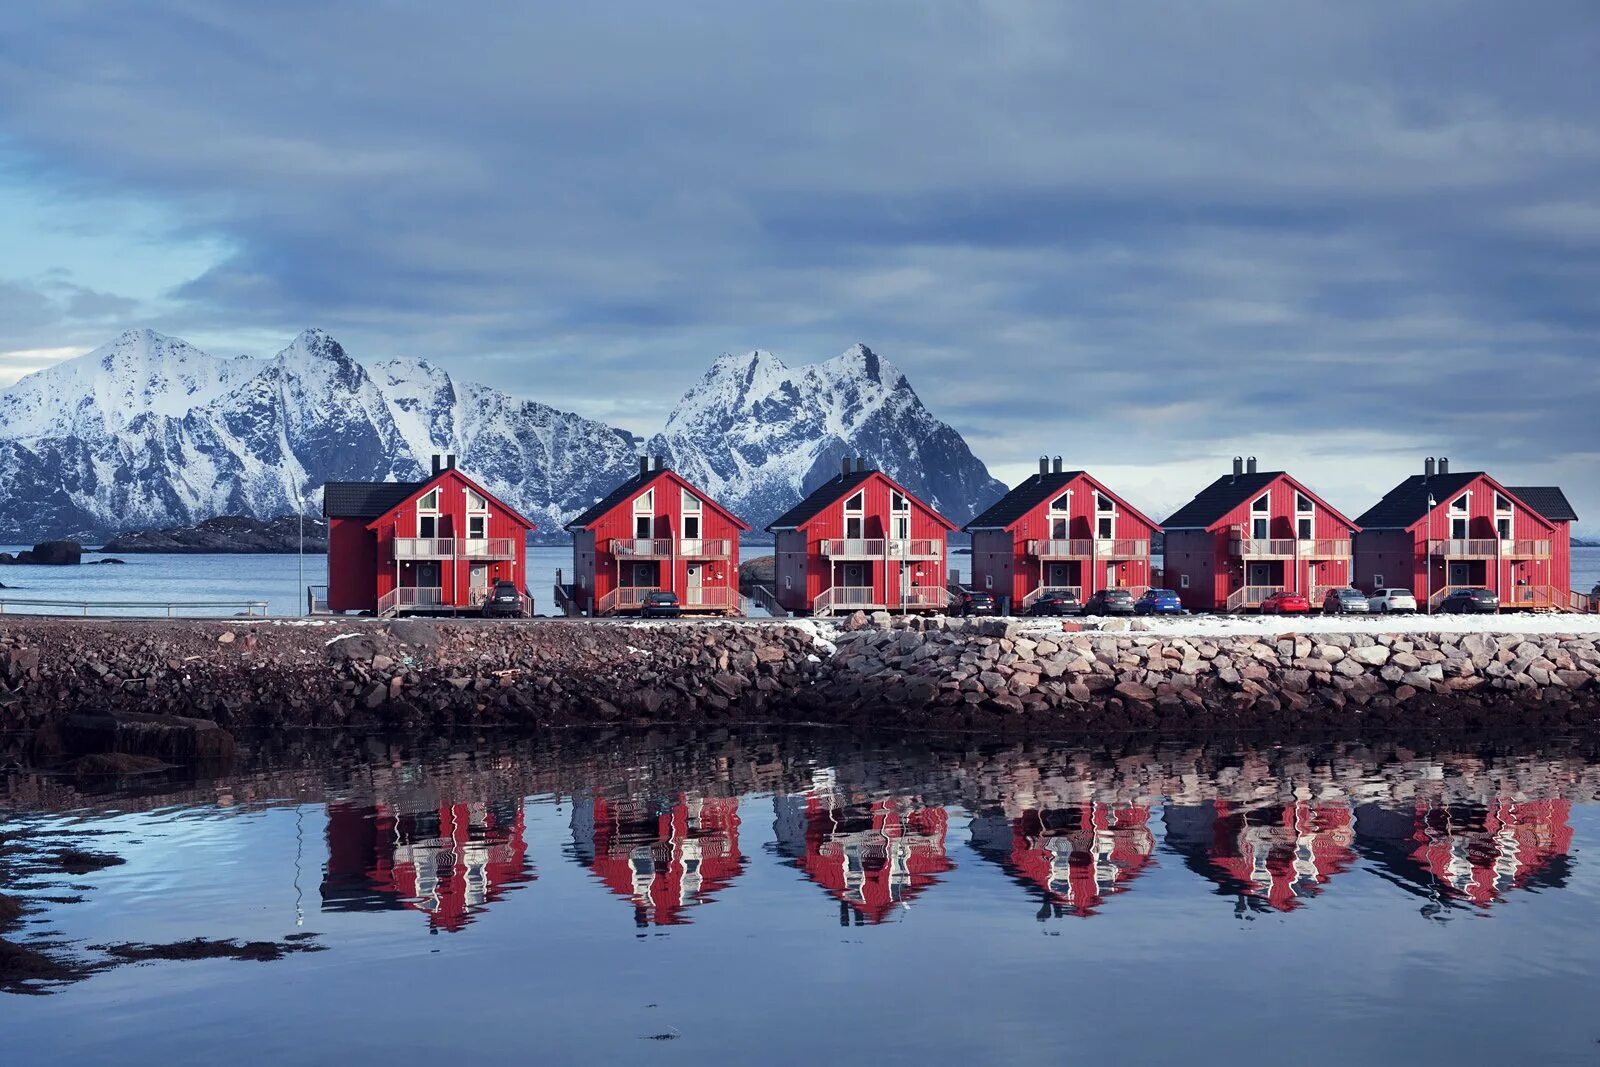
[1,614,1597,760]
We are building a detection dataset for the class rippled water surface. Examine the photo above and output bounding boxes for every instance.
[3,731,1599,1065]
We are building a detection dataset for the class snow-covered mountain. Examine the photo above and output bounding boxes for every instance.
[0,331,1004,542]
[646,344,1006,530]
[0,328,637,541]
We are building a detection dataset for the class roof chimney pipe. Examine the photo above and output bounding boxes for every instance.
[1439,457,1449,475]
[1052,456,1063,474]
[855,456,868,473]
[446,454,456,470]
[1425,457,1436,479]
[842,457,852,477]
[1246,456,1257,475]
[1232,457,1243,480]
[431,454,442,477]
[639,456,650,478]
[1039,456,1049,476]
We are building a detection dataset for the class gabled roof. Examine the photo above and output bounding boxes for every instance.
[1353,472,1481,529]
[323,480,426,519]
[340,468,537,530]
[565,467,750,531]
[1163,471,1358,531]
[964,470,1160,532]
[1508,486,1578,524]
[766,469,956,531]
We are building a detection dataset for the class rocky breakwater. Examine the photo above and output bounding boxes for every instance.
[818,615,1600,730]
[0,618,828,764]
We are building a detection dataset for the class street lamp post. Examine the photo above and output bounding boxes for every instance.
[1426,493,1436,614]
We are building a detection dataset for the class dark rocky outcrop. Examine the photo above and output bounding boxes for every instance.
[0,541,82,566]
[99,515,329,554]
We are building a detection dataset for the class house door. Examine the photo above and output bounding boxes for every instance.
[412,562,440,590]
[899,564,911,604]
[1447,561,1472,587]
[1105,562,1118,588]
[469,564,489,606]
[1045,562,1077,590]
[842,563,867,591]
[1246,562,1274,588]
[685,563,704,606]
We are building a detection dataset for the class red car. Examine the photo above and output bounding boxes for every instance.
[1259,590,1310,614]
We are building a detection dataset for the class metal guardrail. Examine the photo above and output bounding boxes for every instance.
[0,597,270,618]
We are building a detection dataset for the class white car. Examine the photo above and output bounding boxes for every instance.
[1369,588,1418,614]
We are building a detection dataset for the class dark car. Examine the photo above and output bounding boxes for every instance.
[1438,587,1499,614]
[1028,589,1082,616]
[1321,587,1370,615]
[953,589,997,617]
[1260,589,1310,615]
[480,580,526,618]
[640,590,682,618]
[1082,588,1136,616]
[1133,588,1183,616]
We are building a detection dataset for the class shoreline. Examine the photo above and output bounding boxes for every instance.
[2,615,1597,763]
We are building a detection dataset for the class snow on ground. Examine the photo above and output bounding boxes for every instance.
[1013,613,1600,638]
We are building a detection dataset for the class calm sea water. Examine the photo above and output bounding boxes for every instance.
[2,731,1598,1064]
[3,545,1597,618]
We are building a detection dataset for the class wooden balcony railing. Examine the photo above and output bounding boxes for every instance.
[1229,539,1297,558]
[460,537,517,559]
[611,538,674,558]
[821,539,887,558]
[813,585,882,615]
[1225,585,1284,611]
[898,587,950,610]
[1427,539,1499,558]
[1504,539,1552,558]
[597,586,661,614]
[1020,585,1084,609]
[886,538,943,559]
[378,586,445,616]
[1297,538,1351,558]
[681,585,741,611]
[1027,538,1093,558]
[679,538,733,558]
[1093,538,1150,558]
[394,537,454,560]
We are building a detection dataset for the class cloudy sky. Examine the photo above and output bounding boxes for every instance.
[1,2,1596,527]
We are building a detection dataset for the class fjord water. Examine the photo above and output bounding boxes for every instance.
[3,732,1598,1065]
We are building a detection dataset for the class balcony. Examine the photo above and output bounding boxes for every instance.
[378,586,445,616]
[1027,538,1148,559]
[1094,538,1149,559]
[394,537,454,560]
[1228,538,1297,559]
[1297,538,1351,559]
[1027,538,1093,558]
[611,538,674,558]
[1505,538,1552,558]
[460,537,517,559]
[886,538,943,559]
[821,538,887,559]
[1427,539,1500,559]
[597,586,661,614]
[680,538,734,559]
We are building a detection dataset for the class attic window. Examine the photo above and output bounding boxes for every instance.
[846,491,864,512]
[1252,493,1269,513]
[634,489,654,512]
[682,489,702,513]
[891,490,908,512]
[1494,492,1511,512]
[1096,492,1114,512]
[466,489,488,511]
[1296,492,1313,513]
[1451,494,1468,512]
[418,489,439,511]
[1050,493,1072,512]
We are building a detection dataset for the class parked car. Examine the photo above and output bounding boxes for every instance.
[480,579,526,618]
[1133,588,1183,616]
[1082,588,1136,616]
[1259,589,1310,615]
[1369,588,1419,614]
[1027,589,1082,616]
[640,590,682,618]
[1438,587,1499,614]
[1321,587,1371,615]
[953,589,997,617]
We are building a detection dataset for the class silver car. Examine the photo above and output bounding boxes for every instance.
[1321,587,1371,614]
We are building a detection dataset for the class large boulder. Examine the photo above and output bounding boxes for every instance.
[739,554,776,592]
[10,540,82,565]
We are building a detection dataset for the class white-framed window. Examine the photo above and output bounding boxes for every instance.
[1179,574,1190,589]
[1252,493,1270,514]
[1252,517,1268,540]
[1295,493,1314,539]
[1049,491,1072,539]
[1451,493,1468,513]
[633,488,654,539]
[1095,492,1116,539]
[466,488,488,539]
[417,488,440,538]
[984,574,993,589]
[844,490,865,539]
[783,576,792,590]
[682,489,702,540]
[1372,573,1383,588]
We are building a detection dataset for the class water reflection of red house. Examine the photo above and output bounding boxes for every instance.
[569,794,744,927]
[1360,799,1574,908]
[321,799,531,932]
[968,804,1155,918]
[773,793,953,924]
[1164,801,1354,912]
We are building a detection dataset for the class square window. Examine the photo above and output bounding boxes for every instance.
[1373,574,1383,588]
[1179,574,1190,589]
[984,575,993,589]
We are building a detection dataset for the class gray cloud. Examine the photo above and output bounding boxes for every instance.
[0,1,1597,526]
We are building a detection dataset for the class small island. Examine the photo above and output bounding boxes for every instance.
[98,515,329,554]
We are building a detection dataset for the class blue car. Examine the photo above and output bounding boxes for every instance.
[1133,588,1184,616]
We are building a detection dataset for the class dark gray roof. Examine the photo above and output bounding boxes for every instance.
[322,480,426,519]
[965,471,1087,529]
[1161,472,1283,529]
[766,470,878,530]
[1508,486,1578,523]
[1353,472,1481,529]
[567,469,658,530]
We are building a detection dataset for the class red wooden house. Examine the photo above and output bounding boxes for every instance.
[322,454,535,616]
[965,458,1160,612]
[565,457,748,616]
[768,459,956,616]
[1162,457,1359,612]
[1353,457,1582,612]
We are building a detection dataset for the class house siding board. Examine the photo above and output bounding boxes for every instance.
[778,471,950,613]
[575,469,747,614]
[326,517,378,612]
